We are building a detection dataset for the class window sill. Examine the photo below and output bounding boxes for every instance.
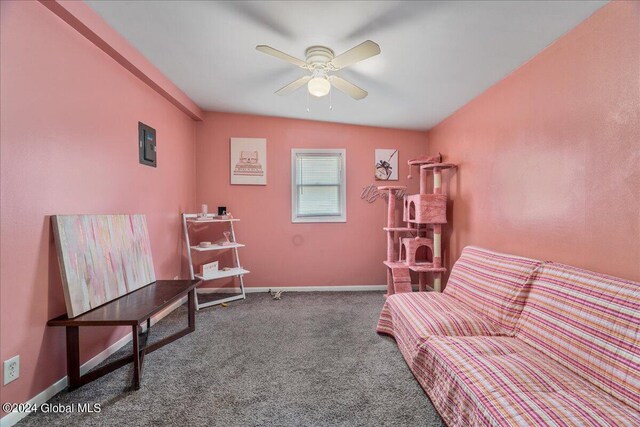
[292,215,347,223]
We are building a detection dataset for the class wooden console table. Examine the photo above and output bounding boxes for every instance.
[48,280,200,390]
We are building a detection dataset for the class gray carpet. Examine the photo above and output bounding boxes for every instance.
[18,292,444,426]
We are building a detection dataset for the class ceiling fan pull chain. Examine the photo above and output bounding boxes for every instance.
[306,90,310,112]
[329,87,333,110]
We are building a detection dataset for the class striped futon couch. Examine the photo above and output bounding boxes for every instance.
[377,246,640,426]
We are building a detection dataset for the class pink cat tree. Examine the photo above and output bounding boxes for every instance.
[379,154,456,295]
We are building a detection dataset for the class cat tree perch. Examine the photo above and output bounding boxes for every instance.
[379,154,456,296]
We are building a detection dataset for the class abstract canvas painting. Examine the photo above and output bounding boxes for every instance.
[375,149,398,180]
[230,137,267,185]
[52,214,156,318]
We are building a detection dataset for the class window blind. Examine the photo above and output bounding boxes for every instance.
[295,153,342,217]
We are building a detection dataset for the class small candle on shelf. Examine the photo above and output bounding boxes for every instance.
[200,204,208,218]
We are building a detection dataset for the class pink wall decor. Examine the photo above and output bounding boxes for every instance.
[52,215,156,318]
[196,112,428,289]
[1,0,196,414]
[375,149,399,181]
[361,184,407,203]
[230,137,267,185]
[427,1,640,283]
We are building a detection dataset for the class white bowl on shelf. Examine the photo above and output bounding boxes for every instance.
[198,241,211,248]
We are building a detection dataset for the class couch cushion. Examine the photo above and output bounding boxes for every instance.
[377,292,505,366]
[515,263,640,412]
[415,336,640,427]
[443,246,543,333]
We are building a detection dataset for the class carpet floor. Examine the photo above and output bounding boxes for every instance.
[17,292,445,426]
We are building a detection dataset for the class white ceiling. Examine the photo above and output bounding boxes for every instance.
[86,0,606,130]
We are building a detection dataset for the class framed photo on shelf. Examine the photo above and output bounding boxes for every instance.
[230,137,267,185]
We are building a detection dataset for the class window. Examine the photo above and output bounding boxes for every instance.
[291,149,346,223]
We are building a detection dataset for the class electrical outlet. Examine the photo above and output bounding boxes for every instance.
[3,355,20,385]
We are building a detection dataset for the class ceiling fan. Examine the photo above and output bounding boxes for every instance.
[256,40,381,100]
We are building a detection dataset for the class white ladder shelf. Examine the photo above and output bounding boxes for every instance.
[182,213,249,309]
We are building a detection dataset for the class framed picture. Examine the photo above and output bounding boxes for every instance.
[375,149,398,181]
[230,137,267,185]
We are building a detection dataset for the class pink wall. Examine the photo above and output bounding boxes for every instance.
[1,0,196,412]
[428,1,640,283]
[196,112,428,288]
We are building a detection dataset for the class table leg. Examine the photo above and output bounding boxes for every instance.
[188,290,195,331]
[132,325,141,390]
[66,326,80,390]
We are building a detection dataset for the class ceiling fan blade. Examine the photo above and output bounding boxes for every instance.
[330,40,380,69]
[256,45,307,68]
[328,76,368,100]
[275,75,312,96]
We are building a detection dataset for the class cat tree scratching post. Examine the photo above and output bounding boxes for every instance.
[419,162,456,291]
[379,186,407,297]
[379,155,455,296]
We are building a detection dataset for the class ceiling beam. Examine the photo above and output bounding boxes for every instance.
[38,0,203,121]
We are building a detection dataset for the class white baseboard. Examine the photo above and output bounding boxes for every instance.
[0,375,68,427]
[197,285,388,294]
[0,298,185,427]
[245,285,387,293]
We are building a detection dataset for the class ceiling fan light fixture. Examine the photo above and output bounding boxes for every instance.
[257,41,380,100]
[307,77,331,97]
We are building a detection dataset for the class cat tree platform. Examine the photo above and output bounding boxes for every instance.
[419,163,457,171]
[377,185,407,190]
[383,261,447,273]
